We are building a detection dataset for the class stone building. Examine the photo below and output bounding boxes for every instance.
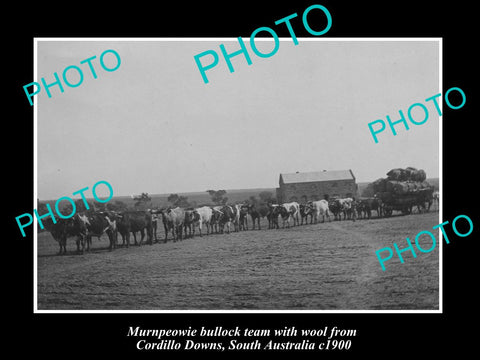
[276,169,357,203]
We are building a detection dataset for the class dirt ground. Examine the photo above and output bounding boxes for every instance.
[37,212,440,310]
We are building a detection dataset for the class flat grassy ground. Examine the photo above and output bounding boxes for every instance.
[37,211,440,310]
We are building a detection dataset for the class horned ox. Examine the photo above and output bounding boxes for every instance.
[308,200,331,223]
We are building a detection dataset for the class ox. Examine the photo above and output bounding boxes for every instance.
[329,198,355,221]
[267,204,281,229]
[231,204,241,232]
[158,209,174,242]
[150,209,159,242]
[432,191,439,212]
[278,202,300,228]
[239,204,249,230]
[161,207,185,241]
[193,206,213,237]
[116,210,153,246]
[247,203,272,230]
[213,205,235,234]
[357,197,383,219]
[299,203,314,225]
[43,215,88,255]
[83,211,118,250]
[416,188,434,214]
[184,209,201,238]
[210,207,222,234]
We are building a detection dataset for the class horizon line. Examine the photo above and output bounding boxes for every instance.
[37,177,439,202]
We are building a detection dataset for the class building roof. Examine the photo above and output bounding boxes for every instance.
[280,170,355,184]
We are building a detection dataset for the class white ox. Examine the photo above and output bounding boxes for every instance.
[232,204,242,232]
[194,206,213,237]
[310,200,331,223]
[281,202,300,228]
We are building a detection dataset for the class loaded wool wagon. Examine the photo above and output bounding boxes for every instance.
[370,167,434,216]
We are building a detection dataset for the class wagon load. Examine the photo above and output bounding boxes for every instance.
[371,178,388,193]
[372,167,431,194]
[370,176,430,196]
[405,167,426,182]
[368,167,434,216]
[385,180,431,195]
[386,168,407,181]
[381,167,430,195]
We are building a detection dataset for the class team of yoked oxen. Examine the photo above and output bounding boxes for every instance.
[42,196,393,255]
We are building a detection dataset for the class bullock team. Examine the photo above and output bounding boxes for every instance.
[42,196,406,255]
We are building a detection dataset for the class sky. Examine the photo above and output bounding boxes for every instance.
[36,39,440,200]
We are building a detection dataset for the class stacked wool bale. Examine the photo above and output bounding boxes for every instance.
[386,167,426,182]
[371,167,431,196]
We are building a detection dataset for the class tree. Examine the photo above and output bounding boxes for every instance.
[107,200,128,211]
[258,191,275,204]
[167,193,179,205]
[132,193,151,209]
[207,190,228,205]
[167,194,190,208]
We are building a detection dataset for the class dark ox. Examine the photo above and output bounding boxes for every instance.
[43,214,88,255]
[329,198,356,221]
[184,209,201,238]
[210,207,222,234]
[83,211,118,250]
[357,197,383,219]
[116,210,153,246]
[299,203,314,225]
[246,203,269,230]
[268,204,282,229]
[212,205,235,234]
[239,204,249,230]
[416,188,434,214]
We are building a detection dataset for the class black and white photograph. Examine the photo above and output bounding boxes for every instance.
[34,39,441,311]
